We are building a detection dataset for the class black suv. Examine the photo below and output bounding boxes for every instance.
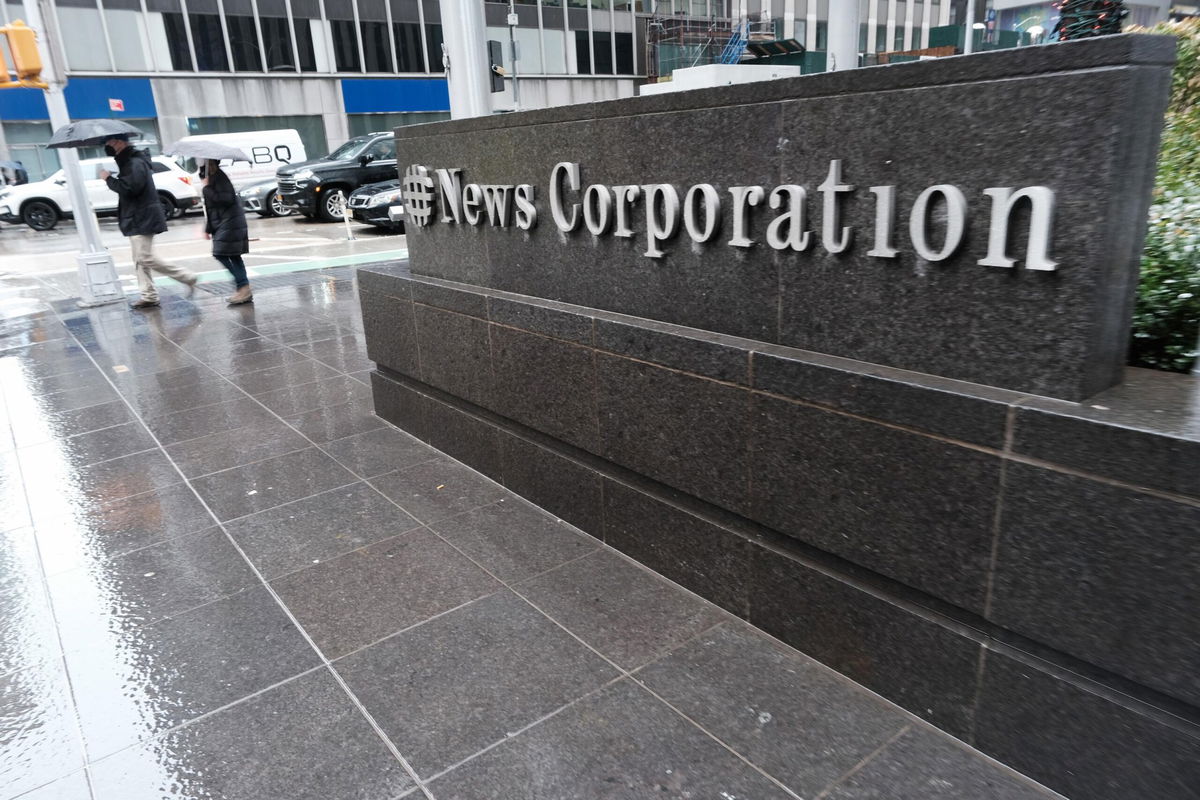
[275,132,397,221]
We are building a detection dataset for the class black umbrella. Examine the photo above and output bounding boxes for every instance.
[165,140,251,163]
[47,119,144,149]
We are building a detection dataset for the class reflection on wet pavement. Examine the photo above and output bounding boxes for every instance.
[0,267,1062,800]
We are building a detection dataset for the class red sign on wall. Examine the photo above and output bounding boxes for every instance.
[108,98,124,112]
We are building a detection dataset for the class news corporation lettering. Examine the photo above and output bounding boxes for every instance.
[401,161,1057,271]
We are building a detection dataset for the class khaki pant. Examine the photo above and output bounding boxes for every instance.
[130,234,194,302]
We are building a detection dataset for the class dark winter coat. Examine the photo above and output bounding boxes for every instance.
[203,175,249,257]
[105,147,167,236]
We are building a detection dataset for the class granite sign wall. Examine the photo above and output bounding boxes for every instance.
[362,35,1199,800]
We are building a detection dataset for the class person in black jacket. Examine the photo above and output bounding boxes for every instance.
[99,135,196,310]
[202,160,252,305]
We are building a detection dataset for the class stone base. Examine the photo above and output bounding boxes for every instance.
[362,266,1200,800]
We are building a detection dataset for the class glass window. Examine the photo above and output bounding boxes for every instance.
[331,20,361,70]
[615,32,633,74]
[359,0,392,72]
[363,137,396,160]
[103,0,153,71]
[224,0,263,72]
[184,0,229,71]
[257,0,295,71]
[541,27,567,74]
[592,31,613,74]
[290,0,322,71]
[393,22,425,72]
[574,29,590,73]
[425,24,445,72]
[347,112,451,137]
[56,0,112,71]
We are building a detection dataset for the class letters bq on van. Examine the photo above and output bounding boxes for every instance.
[402,161,1057,272]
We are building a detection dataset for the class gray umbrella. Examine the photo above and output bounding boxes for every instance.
[47,119,144,149]
[0,160,23,170]
[165,140,251,163]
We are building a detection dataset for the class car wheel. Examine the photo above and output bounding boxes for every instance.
[270,192,294,217]
[317,188,347,222]
[159,193,181,220]
[22,200,58,231]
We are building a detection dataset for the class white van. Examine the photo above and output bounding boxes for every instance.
[174,129,306,189]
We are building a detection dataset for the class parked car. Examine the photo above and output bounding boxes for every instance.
[0,156,200,231]
[347,179,405,232]
[274,132,397,222]
[238,177,294,217]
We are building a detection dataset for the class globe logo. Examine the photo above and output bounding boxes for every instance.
[402,164,436,228]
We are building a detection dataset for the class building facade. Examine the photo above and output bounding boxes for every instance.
[0,0,1170,180]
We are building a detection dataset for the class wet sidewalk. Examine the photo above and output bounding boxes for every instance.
[0,270,1063,799]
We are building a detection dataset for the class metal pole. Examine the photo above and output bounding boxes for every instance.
[963,0,976,54]
[507,0,520,110]
[826,0,860,72]
[440,0,491,119]
[24,0,123,306]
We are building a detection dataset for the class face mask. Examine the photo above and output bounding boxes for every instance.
[103,145,117,157]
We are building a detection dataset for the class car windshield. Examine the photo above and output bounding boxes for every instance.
[325,138,372,161]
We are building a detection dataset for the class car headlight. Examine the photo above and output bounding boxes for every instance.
[367,191,404,208]
[238,187,259,198]
[292,169,316,184]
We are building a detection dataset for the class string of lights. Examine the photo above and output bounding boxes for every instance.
[1053,0,1129,40]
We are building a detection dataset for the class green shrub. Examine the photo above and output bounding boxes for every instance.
[1130,19,1200,372]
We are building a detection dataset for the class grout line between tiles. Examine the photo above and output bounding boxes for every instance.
[45,306,437,800]
[813,725,913,800]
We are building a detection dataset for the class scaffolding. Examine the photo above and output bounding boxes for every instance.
[644,6,778,82]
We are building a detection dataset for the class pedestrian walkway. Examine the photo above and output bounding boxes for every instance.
[0,269,1064,799]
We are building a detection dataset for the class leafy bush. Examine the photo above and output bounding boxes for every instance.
[1130,19,1200,372]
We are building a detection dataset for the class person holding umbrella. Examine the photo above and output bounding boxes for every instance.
[200,159,252,305]
[166,139,257,306]
[98,134,196,309]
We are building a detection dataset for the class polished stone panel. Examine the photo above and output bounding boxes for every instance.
[428,499,599,583]
[190,447,358,522]
[89,669,414,800]
[517,549,726,669]
[423,396,505,483]
[16,770,92,800]
[22,449,183,521]
[602,480,751,618]
[1011,367,1200,499]
[273,529,501,658]
[0,529,60,677]
[825,727,1058,799]
[595,317,751,385]
[322,426,441,480]
[370,371,432,442]
[141,396,275,446]
[370,455,507,525]
[48,527,257,640]
[253,374,372,417]
[283,397,385,444]
[428,679,795,799]
[228,359,341,395]
[490,325,599,451]
[488,295,593,345]
[225,481,420,580]
[748,394,999,611]
[395,36,1174,400]
[360,289,421,377]
[412,305,494,406]
[164,420,311,478]
[597,354,751,514]
[749,545,982,737]
[752,348,1017,448]
[498,432,604,535]
[990,463,1200,706]
[637,623,908,798]
[0,660,85,798]
[335,590,619,778]
[64,586,318,760]
[34,483,214,577]
[974,651,1200,800]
